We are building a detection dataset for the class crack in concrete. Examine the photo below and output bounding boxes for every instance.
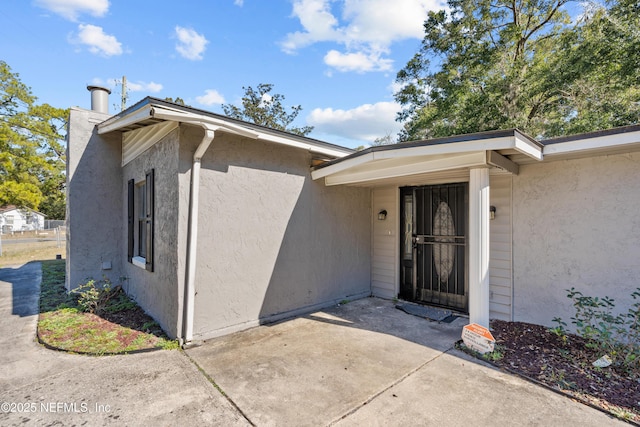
[183,350,256,426]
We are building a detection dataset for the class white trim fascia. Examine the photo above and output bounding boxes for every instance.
[255,132,352,158]
[514,134,543,160]
[313,135,526,182]
[374,136,516,161]
[99,103,351,159]
[150,106,259,139]
[98,104,153,134]
[122,121,179,166]
[312,152,376,180]
[325,152,487,186]
[542,130,640,157]
[154,105,352,158]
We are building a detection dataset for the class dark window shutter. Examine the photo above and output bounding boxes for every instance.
[127,179,134,263]
[145,169,155,272]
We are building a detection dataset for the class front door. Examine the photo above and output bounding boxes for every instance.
[400,184,468,312]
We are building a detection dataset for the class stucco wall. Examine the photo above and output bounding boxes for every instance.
[66,108,122,290]
[180,128,372,339]
[512,152,640,327]
[121,129,181,338]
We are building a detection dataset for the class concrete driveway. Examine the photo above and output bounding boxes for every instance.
[1,263,624,426]
[0,263,248,427]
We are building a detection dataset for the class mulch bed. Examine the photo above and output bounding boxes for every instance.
[487,320,640,423]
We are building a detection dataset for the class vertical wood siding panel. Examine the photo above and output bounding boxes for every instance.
[489,175,513,321]
[371,187,399,299]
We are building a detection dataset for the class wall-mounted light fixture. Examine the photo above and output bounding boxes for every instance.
[490,205,496,220]
[378,209,388,221]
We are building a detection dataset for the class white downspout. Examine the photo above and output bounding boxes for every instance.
[182,124,217,345]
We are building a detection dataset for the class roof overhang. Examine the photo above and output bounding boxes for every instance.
[97,98,354,163]
[312,130,540,186]
[542,124,640,160]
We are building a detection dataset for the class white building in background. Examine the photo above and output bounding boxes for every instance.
[0,206,46,234]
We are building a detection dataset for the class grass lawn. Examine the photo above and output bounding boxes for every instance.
[0,240,64,267]
[37,259,179,354]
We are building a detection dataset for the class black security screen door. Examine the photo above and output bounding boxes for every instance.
[400,184,468,312]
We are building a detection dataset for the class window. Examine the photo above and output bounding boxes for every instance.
[137,181,147,258]
[128,169,154,271]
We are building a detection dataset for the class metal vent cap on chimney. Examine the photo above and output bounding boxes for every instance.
[87,85,111,114]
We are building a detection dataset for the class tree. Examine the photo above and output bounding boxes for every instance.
[372,133,396,146]
[395,0,639,141]
[222,83,313,136]
[164,97,186,106]
[0,61,68,218]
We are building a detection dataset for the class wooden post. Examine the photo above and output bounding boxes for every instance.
[469,167,490,328]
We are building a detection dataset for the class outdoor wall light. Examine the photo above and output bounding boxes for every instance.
[490,205,496,220]
[378,209,388,221]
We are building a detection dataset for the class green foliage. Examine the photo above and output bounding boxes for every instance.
[222,83,314,136]
[164,97,186,106]
[550,316,568,338]
[482,345,504,362]
[38,262,176,354]
[545,366,576,390]
[103,291,137,313]
[72,277,135,315]
[0,61,68,218]
[372,133,396,146]
[40,259,75,312]
[395,0,639,141]
[556,287,640,376]
[160,339,181,350]
[73,279,107,314]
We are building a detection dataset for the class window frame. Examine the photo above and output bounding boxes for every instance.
[127,169,154,272]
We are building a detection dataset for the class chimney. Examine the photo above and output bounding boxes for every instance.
[86,85,111,114]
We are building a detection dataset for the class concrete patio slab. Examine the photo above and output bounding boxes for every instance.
[334,350,619,427]
[187,297,624,426]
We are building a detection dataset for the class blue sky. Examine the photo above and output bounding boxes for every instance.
[2,0,455,148]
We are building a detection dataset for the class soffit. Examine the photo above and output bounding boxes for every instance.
[312,130,537,187]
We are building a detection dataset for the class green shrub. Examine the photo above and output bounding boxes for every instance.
[73,279,104,313]
[73,278,134,315]
[556,287,640,376]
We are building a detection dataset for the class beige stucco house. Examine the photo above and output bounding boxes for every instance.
[67,89,640,345]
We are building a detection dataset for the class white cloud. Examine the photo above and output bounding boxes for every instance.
[281,0,341,53]
[324,50,393,73]
[73,24,122,56]
[308,101,402,142]
[127,81,163,93]
[90,77,162,94]
[282,0,446,73]
[175,26,208,60]
[35,0,110,21]
[234,0,244,5]
[196,89,226,106]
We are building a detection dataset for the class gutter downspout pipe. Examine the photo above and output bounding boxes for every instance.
[182,123,217,346]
